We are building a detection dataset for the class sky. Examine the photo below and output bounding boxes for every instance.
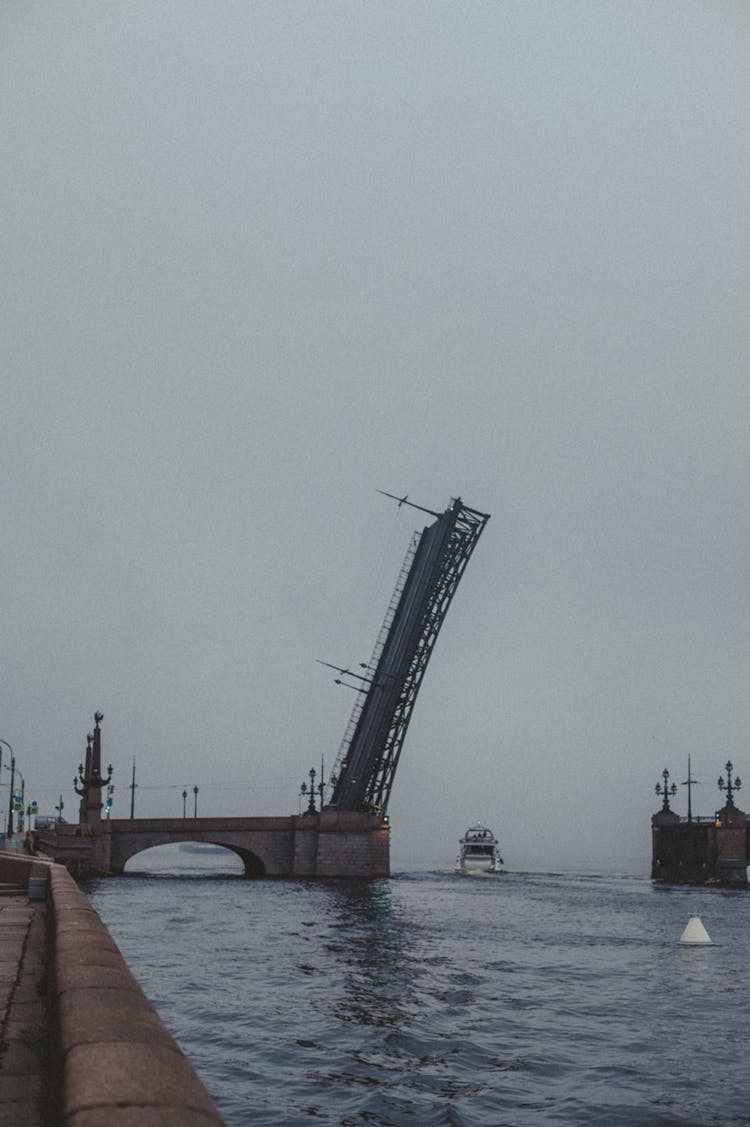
[3,2,750,873]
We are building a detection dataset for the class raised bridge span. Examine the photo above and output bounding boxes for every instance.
[38,495,488,878]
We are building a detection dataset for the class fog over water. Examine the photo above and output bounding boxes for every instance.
[3,3,750,872]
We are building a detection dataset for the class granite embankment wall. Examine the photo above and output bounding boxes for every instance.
[0,852,226,1126]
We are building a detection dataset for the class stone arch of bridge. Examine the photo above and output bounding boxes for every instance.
[113,834,268,878]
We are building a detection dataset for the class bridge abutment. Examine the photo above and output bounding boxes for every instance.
[315,811,390,877]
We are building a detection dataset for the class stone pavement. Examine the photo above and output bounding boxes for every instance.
[0,888,53,1127]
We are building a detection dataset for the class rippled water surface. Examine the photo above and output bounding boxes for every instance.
[84,855,750,1126]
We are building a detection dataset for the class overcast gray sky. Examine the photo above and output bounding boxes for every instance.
[3,2,750,871]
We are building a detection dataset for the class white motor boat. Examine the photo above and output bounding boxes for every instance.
[456,823,503,873]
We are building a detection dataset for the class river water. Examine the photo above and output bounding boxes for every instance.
[83,851,749,1126]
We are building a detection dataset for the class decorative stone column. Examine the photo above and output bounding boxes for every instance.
[73,712,113,827]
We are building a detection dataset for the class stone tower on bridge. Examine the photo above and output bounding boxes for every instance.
[651,760,749,885]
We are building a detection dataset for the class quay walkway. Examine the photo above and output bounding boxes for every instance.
[0,881,49,1126]
[0,849,226,1127]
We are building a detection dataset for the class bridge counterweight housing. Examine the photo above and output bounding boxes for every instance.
[329,496,490,813]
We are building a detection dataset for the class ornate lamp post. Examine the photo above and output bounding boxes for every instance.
[182,789,187,818]
[655,768,677,813]
[717,761,742,809]
[299,767,318,814]
[193,785,199,818]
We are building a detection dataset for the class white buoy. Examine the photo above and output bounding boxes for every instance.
[679,915,712,945]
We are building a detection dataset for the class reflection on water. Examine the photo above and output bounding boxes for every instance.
[123,842,244,876]
[85,863,750,1127]
[325,880,414,1030]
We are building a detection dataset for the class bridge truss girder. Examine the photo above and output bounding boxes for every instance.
[329,497,489,813]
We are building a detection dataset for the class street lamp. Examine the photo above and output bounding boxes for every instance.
[5,758,24,836]
[15,768,25,833]
[655,768,677,813]
[0,740,13,835]
[182,789,187,818]
[718,761,742,809]
[7,757,15,834]
[299,767,317,814]
[193,785,199,818]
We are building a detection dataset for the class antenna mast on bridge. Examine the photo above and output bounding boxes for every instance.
[326,494,489,813]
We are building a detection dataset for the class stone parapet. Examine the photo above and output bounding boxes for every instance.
[0,851,51,890]
[0,851,226,1125]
